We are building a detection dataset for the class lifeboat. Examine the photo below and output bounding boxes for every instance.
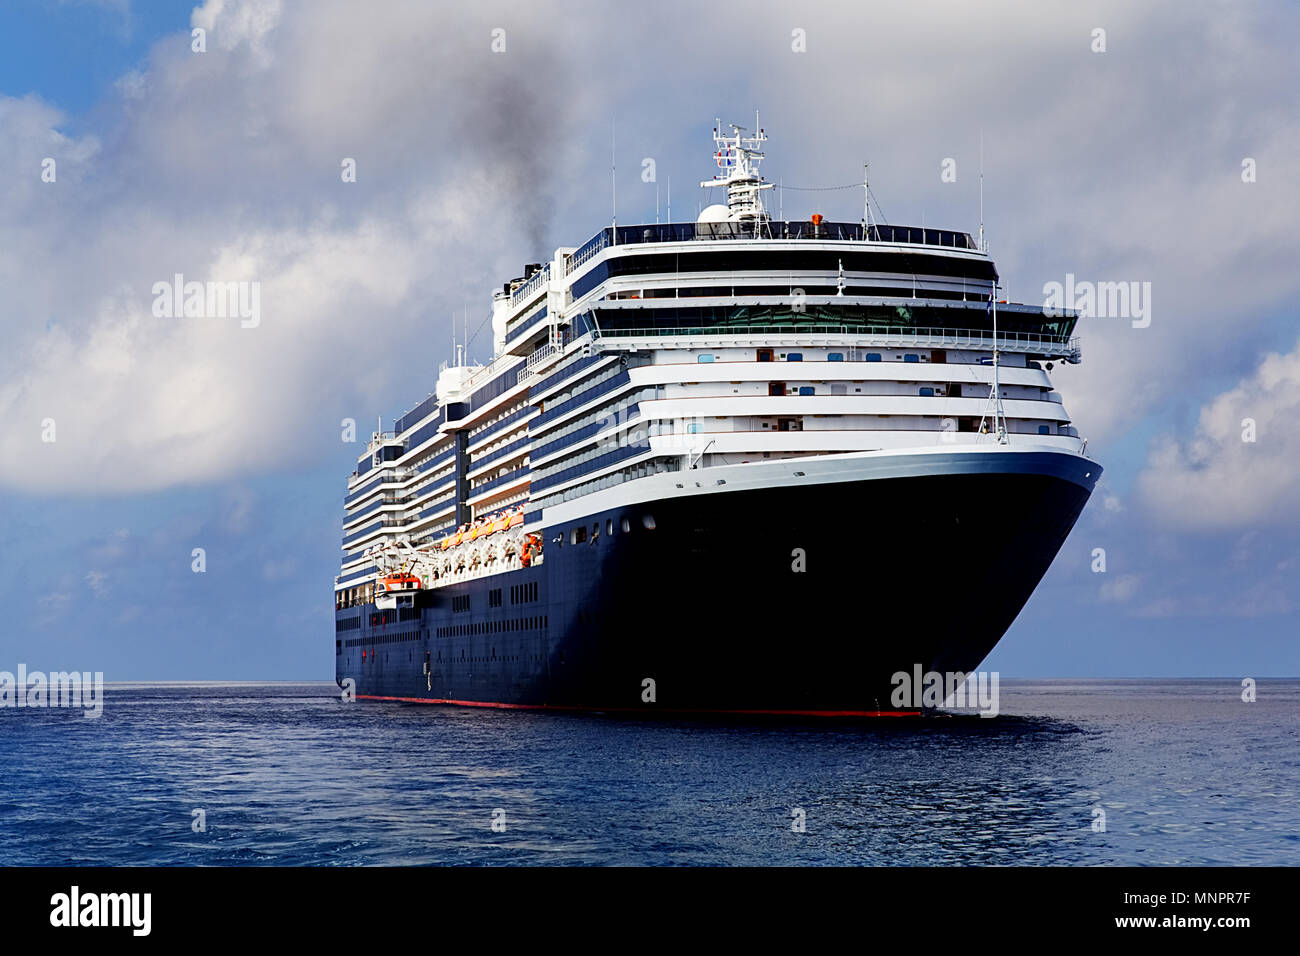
[379,572,421,594]
[508,512,524,529]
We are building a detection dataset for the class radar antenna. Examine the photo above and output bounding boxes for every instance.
[700,116,775,222]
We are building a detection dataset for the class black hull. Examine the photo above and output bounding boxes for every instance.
[335,453,1096,715]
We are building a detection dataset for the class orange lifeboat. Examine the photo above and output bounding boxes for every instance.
[520,533,542,568]
[379,572,421,594]
[508,513,524,529]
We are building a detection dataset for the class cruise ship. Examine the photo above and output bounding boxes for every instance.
[333,122,1101,716]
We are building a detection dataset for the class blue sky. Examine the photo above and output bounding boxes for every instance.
[1,0,1298,679]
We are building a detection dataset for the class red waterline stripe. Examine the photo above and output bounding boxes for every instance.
[357,694,921,717]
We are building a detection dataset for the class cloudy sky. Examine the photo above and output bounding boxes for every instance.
[1,0,1297,679]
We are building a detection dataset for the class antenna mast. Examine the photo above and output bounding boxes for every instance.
[701,117,774,222]
[978,131,985,252]
[611,118,617,245]
[862,163,874,235]
[978,283,1009,444]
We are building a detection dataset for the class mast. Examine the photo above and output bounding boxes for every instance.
[862,163,873,235]
[610,118,617,245]
[700,119,774,222]
[993,290,1005,443]
[978,283,1009,444]
[978,131,984,252]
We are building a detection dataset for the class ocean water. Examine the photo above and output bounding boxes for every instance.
[0,680,1296,866]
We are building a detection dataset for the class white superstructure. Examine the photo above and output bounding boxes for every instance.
[334,122,1088,610]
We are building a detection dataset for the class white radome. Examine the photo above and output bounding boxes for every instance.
[697,203,732,223]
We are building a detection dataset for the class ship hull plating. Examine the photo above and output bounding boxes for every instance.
[335,451,1098,715]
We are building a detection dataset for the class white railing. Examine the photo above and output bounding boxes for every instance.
[589,324,1081,360]
[511,263,550,307]
[516,342,563,383]
[566,233,608,275]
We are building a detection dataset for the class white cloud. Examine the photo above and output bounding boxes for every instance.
[85,570,110,598]
[1137,337,1300,529]
[0,0,596,494]
[1,0,1298,498]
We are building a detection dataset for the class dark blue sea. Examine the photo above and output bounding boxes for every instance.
[1,680,1296,865]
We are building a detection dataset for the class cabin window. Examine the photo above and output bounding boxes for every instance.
[697,354,715,363]
[642,514,657,530]
[786,352,803,362]
[621,518,631,533]
[606,519,614,535]
[571,526,587,544]
[798,386,815,396]
[866,353,882,362]
[919,387,934,397]
[828,352,844,362]
[687,422,702,433]
[1038,424,1051,435]
[904,353,920,363]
